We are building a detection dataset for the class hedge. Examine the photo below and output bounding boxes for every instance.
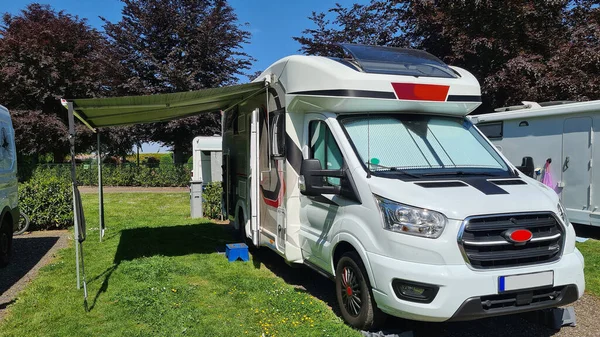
[19,169,73,230]
[31,163,192,187]
[203,182,223,220]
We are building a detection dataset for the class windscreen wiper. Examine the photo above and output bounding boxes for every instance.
[421,171,497,177]
[366,162,421,178]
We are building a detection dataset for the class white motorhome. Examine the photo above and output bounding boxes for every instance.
[474,100,600,227]
[221,45,584,329]
[0,105,18,267]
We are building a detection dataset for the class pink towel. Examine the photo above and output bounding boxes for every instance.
[542,161,554,189]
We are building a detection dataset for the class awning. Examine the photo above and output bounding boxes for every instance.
[62,81,266,130]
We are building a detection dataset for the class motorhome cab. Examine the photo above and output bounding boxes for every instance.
[0,105,18,268]
[222,44,584,329]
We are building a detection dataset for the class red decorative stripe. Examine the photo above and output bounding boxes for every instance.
[391,83,450,102]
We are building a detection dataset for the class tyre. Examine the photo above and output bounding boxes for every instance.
[13,211,29,236]
[335,251,386,330]
[237,211,253,247]
[0,219,12,267]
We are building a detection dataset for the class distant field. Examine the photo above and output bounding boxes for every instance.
[125,153,170,162]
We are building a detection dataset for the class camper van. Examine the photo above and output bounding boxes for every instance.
[221,45,584,329]
[0,105,18,267]
[474,100,600,228]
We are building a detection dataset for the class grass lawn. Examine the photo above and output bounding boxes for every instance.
[0,193,358,337]
[576,240,600,297]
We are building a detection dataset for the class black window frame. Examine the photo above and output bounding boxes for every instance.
[270,108,286,159]
[477,121,504,140]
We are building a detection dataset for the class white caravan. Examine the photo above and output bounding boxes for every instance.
[474,100,600,227]
[191,135,222,183]
[221,45,584,329]
[0,105,18,267]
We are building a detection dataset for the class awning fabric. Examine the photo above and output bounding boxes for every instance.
[64,81,266,130]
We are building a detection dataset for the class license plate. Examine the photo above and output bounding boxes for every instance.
[498,271,554,292]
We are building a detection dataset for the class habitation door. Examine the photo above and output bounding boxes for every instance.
[562,117,593,211]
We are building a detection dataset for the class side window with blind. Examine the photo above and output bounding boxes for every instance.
[309,120,343,186]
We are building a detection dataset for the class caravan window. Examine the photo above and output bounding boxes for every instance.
[309,121,343,186]
[477,122,503,139]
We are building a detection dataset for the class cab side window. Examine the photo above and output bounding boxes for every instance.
[309,121,343,186]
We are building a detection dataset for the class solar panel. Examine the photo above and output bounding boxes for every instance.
[339,43,458,79]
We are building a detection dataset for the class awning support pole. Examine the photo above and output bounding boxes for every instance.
[97,132,105,242]
[67,102,81,289]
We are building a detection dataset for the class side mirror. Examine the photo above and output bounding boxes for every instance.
[516,156,534,177]
[299,159,343,196]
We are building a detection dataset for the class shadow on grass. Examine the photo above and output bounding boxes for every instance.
[88,222,235,311]
[0,236,59,296]
[573,223,600,240]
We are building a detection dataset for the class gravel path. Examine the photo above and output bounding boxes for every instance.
[0,230,70,321]
[78,186,188,194]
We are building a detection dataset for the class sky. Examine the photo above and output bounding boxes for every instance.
[3,0,367,152]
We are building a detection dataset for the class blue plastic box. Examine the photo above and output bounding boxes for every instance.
[225,243,249,262]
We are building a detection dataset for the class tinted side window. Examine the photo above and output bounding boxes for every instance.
[0,123,14,171]
[478,122,503,139]
[309,120,343,186]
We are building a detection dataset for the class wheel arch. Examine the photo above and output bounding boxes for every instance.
[331,233,377,289]
[234,199,248,231]
[0,206,14,232]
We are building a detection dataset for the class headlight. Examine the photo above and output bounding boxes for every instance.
[374,195,447,239]
[557,202,569,226]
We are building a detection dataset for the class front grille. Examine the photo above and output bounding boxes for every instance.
[458,212,564,269]
[480,286,564,311]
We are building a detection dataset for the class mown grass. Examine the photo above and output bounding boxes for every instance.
[0,193,358,337]
[577,240,600,297]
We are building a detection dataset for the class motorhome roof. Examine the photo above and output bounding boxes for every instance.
[255,46,482,116]
[474,100,600,124]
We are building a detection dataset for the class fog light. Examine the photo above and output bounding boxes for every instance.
[392,279,439,304]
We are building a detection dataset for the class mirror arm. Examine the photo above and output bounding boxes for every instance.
[309,169,345,178]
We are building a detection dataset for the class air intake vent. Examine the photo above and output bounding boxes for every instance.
[458,212,564,269]
[415,181,467,188]
[489,179,527,186]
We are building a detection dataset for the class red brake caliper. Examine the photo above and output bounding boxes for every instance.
[343,268,353,296]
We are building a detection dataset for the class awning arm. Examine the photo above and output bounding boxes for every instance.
[61,99,96,132]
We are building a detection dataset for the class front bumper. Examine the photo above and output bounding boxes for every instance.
[368,249,585,322]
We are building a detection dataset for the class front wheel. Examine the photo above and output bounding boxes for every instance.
[335,251,386,330]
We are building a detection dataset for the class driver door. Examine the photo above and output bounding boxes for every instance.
[299,115,345,269]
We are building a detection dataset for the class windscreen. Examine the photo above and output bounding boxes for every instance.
[341,115,509,175]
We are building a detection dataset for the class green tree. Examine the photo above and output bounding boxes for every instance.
[102,0,253,162]
[294,0,600,111]
[0,4,131,162]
